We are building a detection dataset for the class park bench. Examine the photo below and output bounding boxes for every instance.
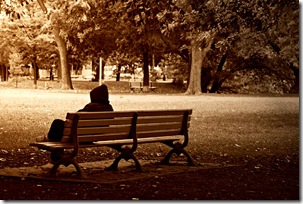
[29,109,197,178]
[129,81,157,92]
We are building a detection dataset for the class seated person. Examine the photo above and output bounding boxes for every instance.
[36,84,114,163]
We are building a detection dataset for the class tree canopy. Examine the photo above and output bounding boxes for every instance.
[0,0,299,93]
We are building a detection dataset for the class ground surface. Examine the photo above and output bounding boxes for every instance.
[0,82,300,200]
[0,151,299,200]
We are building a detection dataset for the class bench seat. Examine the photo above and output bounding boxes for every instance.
[33,136,182,151]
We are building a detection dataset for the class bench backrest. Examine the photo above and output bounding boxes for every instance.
[129,81,142,87]
[129,81,155,88]
[61,110,192,143]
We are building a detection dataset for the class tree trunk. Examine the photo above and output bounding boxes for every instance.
[142,48,149,92]
[0,64,6,81]
[53,26,73,90]
[289,64,299,94]
[31,58,38,89]
[185,34,215,95]
[92,56,98,82]
[185,40,203,95]
[116,64,121,81]
[210,52,228,93]
[0,65,3,81]
[101,60,106,81]
[201,68,212,93]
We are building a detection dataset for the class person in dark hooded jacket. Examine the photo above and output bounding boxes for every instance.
[78,84,113,112]
[36,84,113,162]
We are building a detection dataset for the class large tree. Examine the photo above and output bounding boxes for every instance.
[159,0,299,94]
[65,0,120,82]
[107,0,174,90]
[36,0,76,89]
[1,0,74,89]
[0,0,56,87]
[202,0,299,94]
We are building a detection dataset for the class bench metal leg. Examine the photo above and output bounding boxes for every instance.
[161,142,199,166]
[105,146,143,172]
[105,154,123,171]
[48,157,87,178]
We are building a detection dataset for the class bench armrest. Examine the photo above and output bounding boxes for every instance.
[129,112,138,152]
[180,111,190,148]
[70,114,80,157]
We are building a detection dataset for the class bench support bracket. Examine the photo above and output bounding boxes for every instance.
[161,141,199,166]
[105,146,143,172]
[49,154,87,178]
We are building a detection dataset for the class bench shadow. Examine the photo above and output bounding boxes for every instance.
[0,159,241,184]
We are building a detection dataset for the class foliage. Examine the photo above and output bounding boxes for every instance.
[159,53,188,87]
[204,0,299,94]
[0,38,11,66]
[160,0,299,94]
[8,51,24,76]
[0,0,57,80]
[0,0,299,94]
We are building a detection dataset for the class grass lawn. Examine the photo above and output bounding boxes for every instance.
[0,80,299,200]
[0,78,186,94]
[0,81,299,165]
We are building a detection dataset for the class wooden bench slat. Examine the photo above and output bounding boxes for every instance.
[137,123,182,132]
[138,122,190,129]
[62,119,189,143]
[78,133,130,142]
[66,112,134,120]
[77,122,189,136]
[136,110,192,116]
[67,110,192,120]
[30,142,96,150]
[72,115,185,128]
[30,134,183,151]
[137,129,182,138]
[93,136,182,146]
[30,142,74,150]
[137,135,181,143]
[77,118,132,127]
[73,128,185,142]
[77,126,131,135]
[137,115,183,124]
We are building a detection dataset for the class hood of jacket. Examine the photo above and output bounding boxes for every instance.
[90,84,109,104]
